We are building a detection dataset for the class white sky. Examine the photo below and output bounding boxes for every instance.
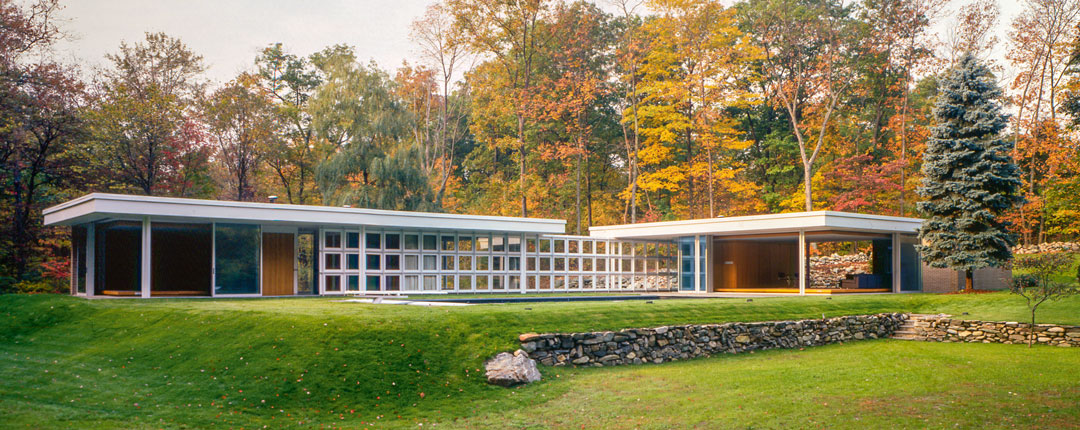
[53,0,1024,86]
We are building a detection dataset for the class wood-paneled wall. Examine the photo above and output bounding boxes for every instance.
[262,233,295,296]
[712,240,799,291]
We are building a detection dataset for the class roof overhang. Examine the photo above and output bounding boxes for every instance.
[43,193,567,234]
[589,211,923,240]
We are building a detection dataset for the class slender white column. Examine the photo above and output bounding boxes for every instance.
[692,236,699,292]
[141,217,151,298]
[359,226,366,294]
[69,230,76,294]
[520,233,527,294]
[798,230,806,296]
[211,223,216,297]
[891,233,901,293]
[86,224,95,296]
[704,236,712,292]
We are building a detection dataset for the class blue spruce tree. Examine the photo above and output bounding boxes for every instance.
[917,54,1022,291]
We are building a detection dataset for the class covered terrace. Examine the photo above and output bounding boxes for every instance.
[589,211,925,295]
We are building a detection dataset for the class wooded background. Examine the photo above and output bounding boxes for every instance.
[3,0,1078,290]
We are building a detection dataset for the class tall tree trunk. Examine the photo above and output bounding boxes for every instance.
[575,147,582,235]
[899,78,910,216]
[621,122,632,223]
[964,269,973,292]
[518,114,527,217]
[630,70,640,223]
[686,127,694,218]
[803,164,813,211]
[12,167,27,278]
[435,79,453,206]
[586,150,593,227]
[707,147,714,218]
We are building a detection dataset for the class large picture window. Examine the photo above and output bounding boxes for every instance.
[215,224,260,295]
[152,223,212,296]
[94,221,142,295]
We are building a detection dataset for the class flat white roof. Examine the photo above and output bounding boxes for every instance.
[43,193,566,234]
[589,211,923,240]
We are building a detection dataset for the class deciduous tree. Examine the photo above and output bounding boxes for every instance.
[87,32,209,196]
[411,2,472,205]
[255,43,323,204]
[741,0,858,211]
[450,0,552,216]
[0,0,86,282]
[203,73,279,201]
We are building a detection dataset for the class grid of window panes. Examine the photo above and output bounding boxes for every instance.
[524,235,677,292]
[319,229,525,294]
[318,229,353,294]
[320,229,677,294]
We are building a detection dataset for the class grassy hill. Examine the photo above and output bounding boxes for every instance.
[1,292,1079,428]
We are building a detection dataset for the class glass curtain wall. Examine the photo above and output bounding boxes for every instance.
[151,223,212,295]
[297,229,318,295]
[94,221,142,295]
[679,237,695,291]
[899,234,922,291]
[72,225,87,294]
[214,224,260,295]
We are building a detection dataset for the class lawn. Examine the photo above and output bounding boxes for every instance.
[1,292,1078,429]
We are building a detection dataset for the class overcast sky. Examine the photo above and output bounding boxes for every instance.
[53,0,1023,86]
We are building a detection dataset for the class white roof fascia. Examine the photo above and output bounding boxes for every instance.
[588,211,923,240]
[43,193,566,234]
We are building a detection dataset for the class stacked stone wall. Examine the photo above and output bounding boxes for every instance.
[907,315,1080,347]
[1013,242,1080,255]
[520,313,907,367]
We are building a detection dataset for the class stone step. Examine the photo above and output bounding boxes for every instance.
[890,335,920,340]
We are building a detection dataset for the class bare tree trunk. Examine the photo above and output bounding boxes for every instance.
[803,166,812,211]
[964,269,973,292]
[707,147,714,218]
[630,70,640,223]
[575,147,582,235]
[586,150,593,227]
[518,114,527,217]
[1029,308,1036,348]
[686,127,694,218]
[899,71,910,216]
[701,76,714,218]
[621,121,632,223]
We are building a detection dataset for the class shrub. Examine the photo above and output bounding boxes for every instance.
[14,279,65,294]
[1010,253,1080,347]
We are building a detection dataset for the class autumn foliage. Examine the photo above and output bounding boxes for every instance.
[7,0,1080,288]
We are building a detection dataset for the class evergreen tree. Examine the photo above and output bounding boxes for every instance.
[917,54,1022,291]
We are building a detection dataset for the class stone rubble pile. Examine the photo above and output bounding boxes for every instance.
[1013,242,1080,255]
[518,313,907,368]
[809,253,870,288]
[906,315,1080,347]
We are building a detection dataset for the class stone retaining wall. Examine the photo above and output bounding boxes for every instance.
[907,315,1080,347]
[519,313,907,367]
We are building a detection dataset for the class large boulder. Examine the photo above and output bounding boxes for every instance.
[484,349,541,386]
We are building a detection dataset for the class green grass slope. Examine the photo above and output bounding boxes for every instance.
[1,292,1078,428]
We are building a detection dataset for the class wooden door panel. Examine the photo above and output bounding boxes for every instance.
[262,233,295,296]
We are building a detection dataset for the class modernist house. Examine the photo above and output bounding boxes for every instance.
[44,193,1007,298]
